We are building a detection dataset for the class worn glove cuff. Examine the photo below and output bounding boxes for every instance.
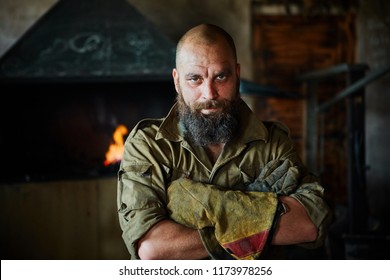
[198,227,235,260]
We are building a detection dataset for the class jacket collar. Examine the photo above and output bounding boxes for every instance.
[155,98,269,144]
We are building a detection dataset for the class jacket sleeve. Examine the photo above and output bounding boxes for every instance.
[117,122,168,259]
[267,122,332,248]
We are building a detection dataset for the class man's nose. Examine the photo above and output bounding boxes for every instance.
[201,80,218,100]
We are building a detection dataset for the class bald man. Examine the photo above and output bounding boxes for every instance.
[117,24,331,260]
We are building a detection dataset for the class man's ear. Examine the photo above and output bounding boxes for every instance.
[236,63,241,78]
[172,68,179,93]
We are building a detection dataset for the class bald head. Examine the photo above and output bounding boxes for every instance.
[175,24,237,67]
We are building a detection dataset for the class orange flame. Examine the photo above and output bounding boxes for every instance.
[104,124,128,166]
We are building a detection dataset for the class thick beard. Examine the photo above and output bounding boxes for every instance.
[177,92,240,147]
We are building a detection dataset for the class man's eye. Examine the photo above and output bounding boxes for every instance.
[216,74,227,81]
[188,76,201,83]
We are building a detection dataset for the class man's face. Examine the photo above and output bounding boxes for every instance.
[172,39,241,146]
[172,40,240,115]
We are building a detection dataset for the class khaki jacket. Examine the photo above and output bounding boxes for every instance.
[117,99,331,259]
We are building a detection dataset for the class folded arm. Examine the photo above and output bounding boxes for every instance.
[272,195,318,245]
[138,219,209,260]
[137,197,318,260]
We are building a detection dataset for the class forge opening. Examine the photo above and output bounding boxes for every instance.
[0,80,175,183]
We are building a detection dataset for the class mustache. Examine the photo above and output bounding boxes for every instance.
[192,99,230,110]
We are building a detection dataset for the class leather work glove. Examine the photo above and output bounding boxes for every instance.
[167,178,279,260]
[240,159,299,195]
[198,227,235,260]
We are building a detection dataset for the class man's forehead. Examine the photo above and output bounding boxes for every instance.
[178,45,234,67]
[181,63,232,74]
